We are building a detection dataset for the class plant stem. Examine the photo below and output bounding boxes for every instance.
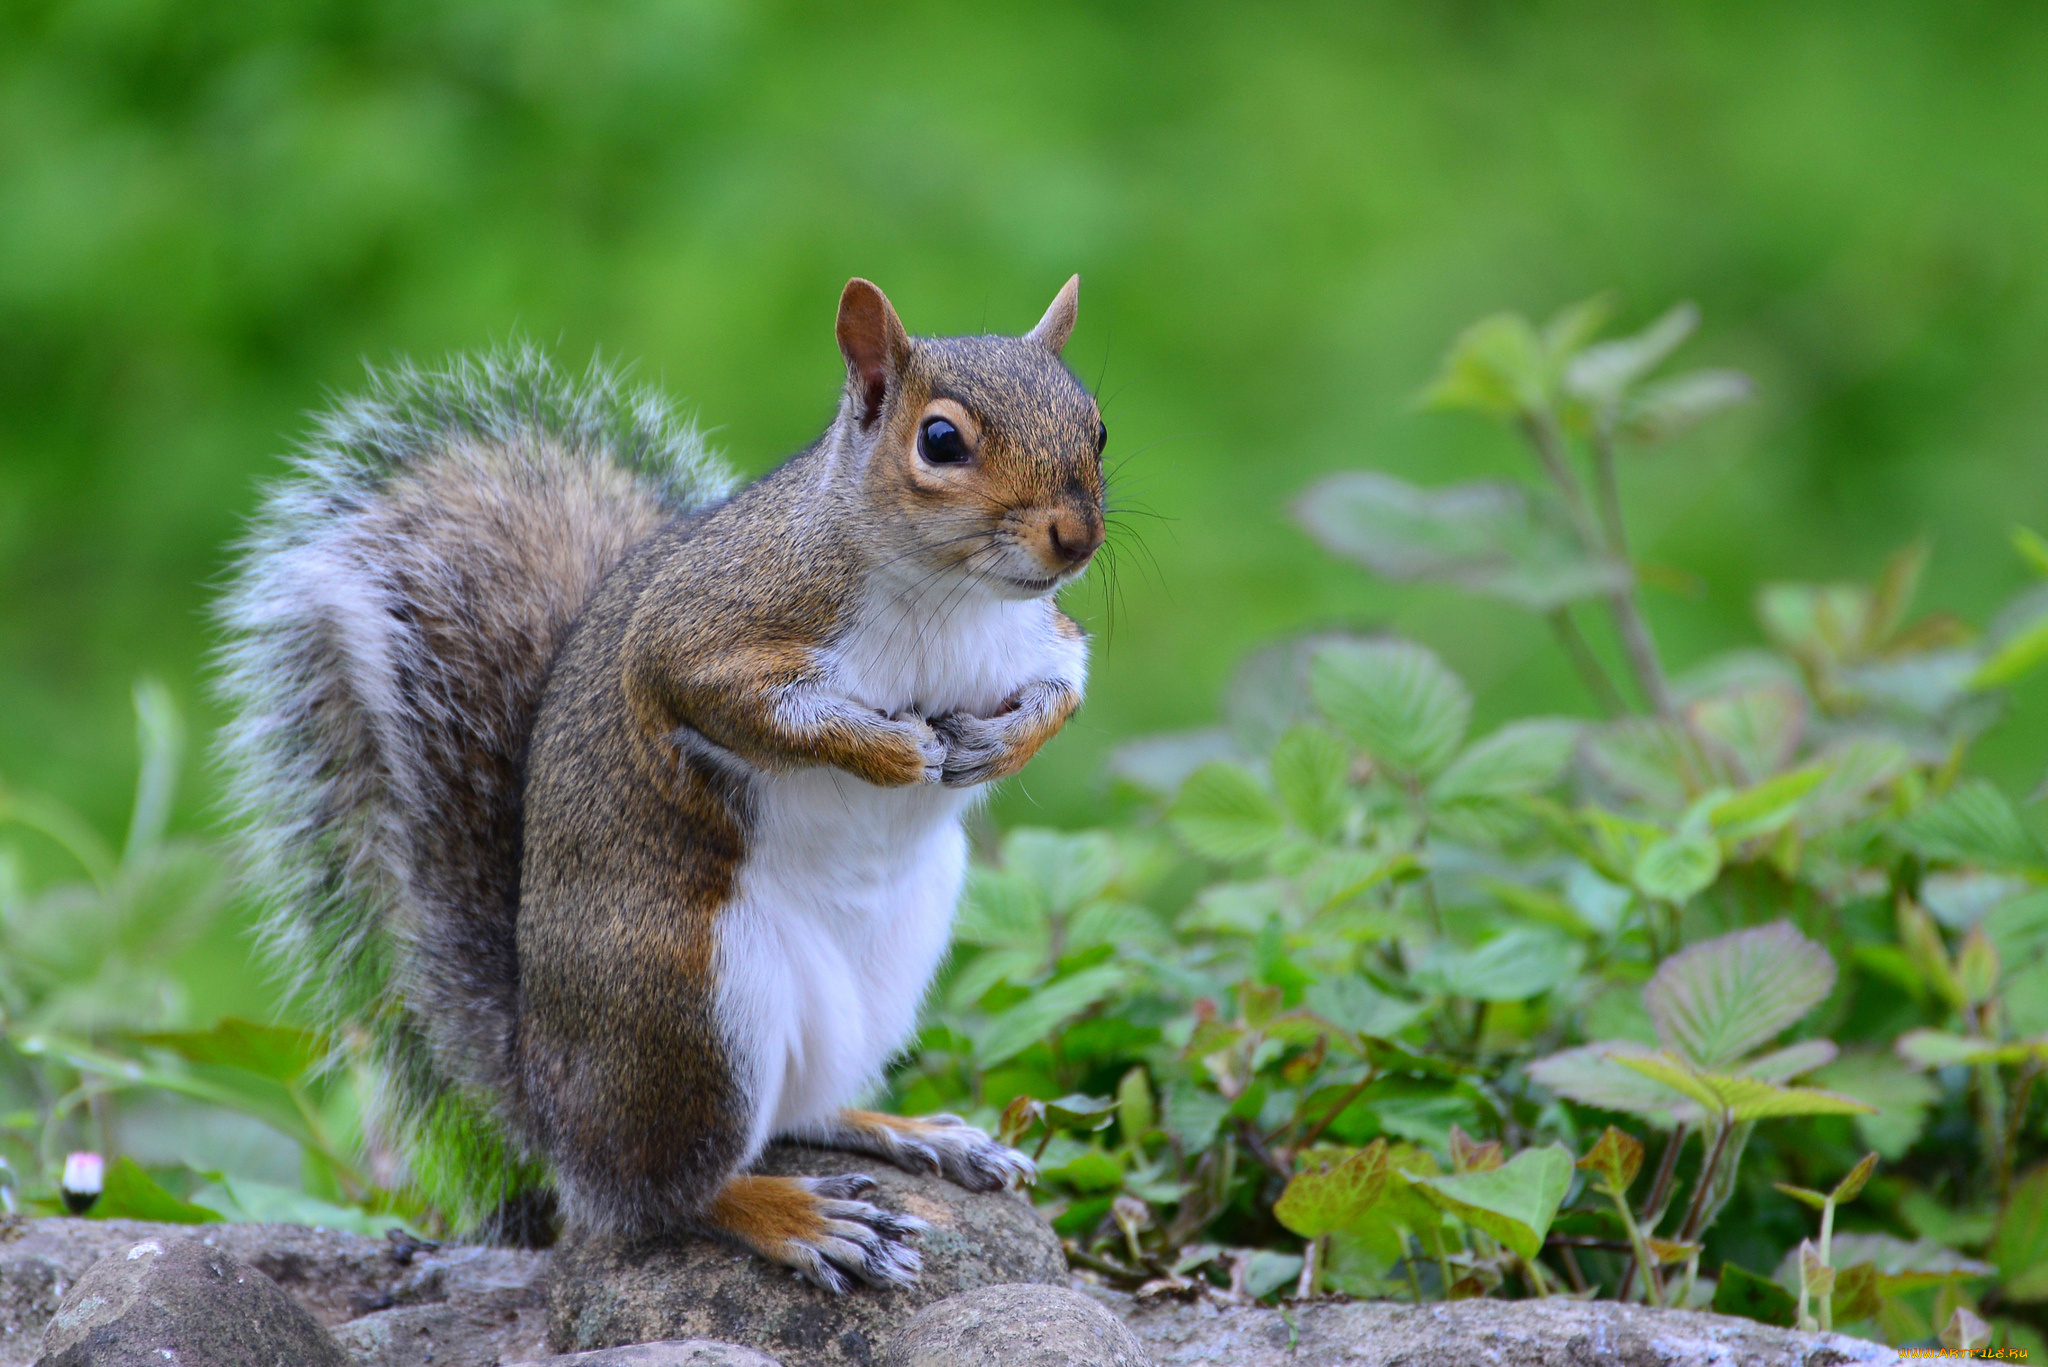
[1677,1118,1735,1245]
[2002,1061,2042,1200]
[1557,1243,1591,1295]
[1608,1187,1662,1306]
[1404,1247,1425,1303]
[1607,588,1674,717]
[1547,609,1628,716]
[1295,1235,1322,1299]
[1294,1068,1378,1154]
[1619,1121,1689,1299]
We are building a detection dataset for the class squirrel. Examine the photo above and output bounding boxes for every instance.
[215,277,1106,1291]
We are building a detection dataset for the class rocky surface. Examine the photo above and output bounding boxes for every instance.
[511,1341,781,1366]
[4,1199,1905,1367]
[1096,1288,1898,1367]
[35,1233,347,1367]
[0,1216,549,1367]
[884,1284,1151,1367]
[548,1144,1066,1367]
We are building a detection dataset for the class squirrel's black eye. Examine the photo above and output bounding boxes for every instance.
[919,417,970,465]
[1095,421,1108,456]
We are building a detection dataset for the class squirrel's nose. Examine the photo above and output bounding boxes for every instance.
[1047,509,1104,569]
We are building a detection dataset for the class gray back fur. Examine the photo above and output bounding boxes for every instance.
[214,346,732,1222]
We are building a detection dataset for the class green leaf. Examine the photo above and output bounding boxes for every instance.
[1414,929,1579,1002]
[1972,615,2048,688]
[1642,921,1836,1070]
[1432,719,1580,804]
[1831,1152,1879,1205]
[92,1157,222,1224]
[1294,473,1629,612]
[1171,762,1286,862]
[953,867,1045,948]
[1894,778,2045,871]
[129,1019,322,1082]
[1895,1029,2046,1069]
[1613,1053,1874,1122]
[1581,719,1722,812]
[1830,1261,1883,1327]
[1631,833,1721,904]
[1410,1143,1574,1260]
[1575,1124,1645,1195]
[1106,727,1239,797]
[1001,828,1118,914]
[1816,1234,1994,1293]
[1810,1051,1941,1160]
[1274,1138,1390,1238]
[972,964,1126,1067]
[1044,1093,1118,1131]
[1996,1166,2048,1302]
[1419,312,1548,417]
[1270,725,1352,840]
[1614,368,1754,444]
[1305,976,1425,1039]
[190,1175,409,1236]
[1163,1086,1232,1152]
[1708,765,1829,845]
[1527,1042,1692,1126]
[1688,681,1807,784]
[1565,301,1699,409]
[1310,639,1472,779]
[1714,1262,1797,1327]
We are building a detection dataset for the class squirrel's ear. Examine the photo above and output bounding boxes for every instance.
[836,279,911,429]
[1025,275,1080,354]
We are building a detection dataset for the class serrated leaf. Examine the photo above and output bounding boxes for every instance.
[1615,368,1754,444]
[1274,1138,1390,1238]
[1643,921,1836,1070]
[954,867,1045,948]
[1894,778,2045,871]
[1271,725,1352,840]
[1632,833,1721,904]
[1414,929,1579,1002]
[1996,1166,2048,1302]
[1304,977,1425,1040]
[1527,1042,1692,1126]
[1432,719,1580,804]
[1410,1143,1574,1260]
[1002,828,1118,914]
[1581,719,1725,813]
[1295,473,1629,612]
[1688,681,1807,784]
[973,964,1125,1067]
[1614,1053,1874,1122]
[1420,312,1548,417]
[1810,1051,1940,1160]
[1565,301,1699,409]
[1575,1124,1644,1195]
[1310,639,1472,778]
[1171,762,1287,862]
[1740,1039,1838,1083]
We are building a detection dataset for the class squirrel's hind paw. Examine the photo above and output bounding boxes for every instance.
[915,1114,1038,1192]
[707,1172,926,1293]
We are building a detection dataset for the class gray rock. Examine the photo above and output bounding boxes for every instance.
[548,1144,1066,1367]
[34,1233,347,1367]
[0,1217,549,1367]
[884,1285,1151,1367]
[513,1340,782,1365]
[1098,1288,1897,1367]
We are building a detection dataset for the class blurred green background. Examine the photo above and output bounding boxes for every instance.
[5,2,2048,1018]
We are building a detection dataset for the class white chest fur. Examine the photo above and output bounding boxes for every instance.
[714,587,1085,1159]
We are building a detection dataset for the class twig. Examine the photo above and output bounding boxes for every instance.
[1292,1068,1379,1155]
[1546,609,1628,716]
[1618,1122,1689,1301]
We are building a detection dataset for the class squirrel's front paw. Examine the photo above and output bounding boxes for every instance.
[930,711,1009,788]
[887,711,946,785]
[900,1114,1038,1192]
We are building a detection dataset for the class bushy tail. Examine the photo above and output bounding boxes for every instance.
[215,347,732,1236]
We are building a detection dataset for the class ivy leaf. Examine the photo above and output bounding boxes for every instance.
[1270,725,1352,840]
[1274,1138,1391,1238]
[1410,1143,1574,1260]
[1829,1262,1883,1327]
[1294,473,1628,613]
[1431,719,1580,804]
[1310,639,1472,779]
[1642,921,1836,1070]
[1171,762,1287,862]
[1575,1125,1645,1195]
